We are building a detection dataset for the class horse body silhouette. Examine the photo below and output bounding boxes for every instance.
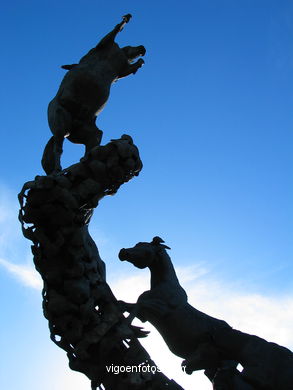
[118,237,231,368]
[42,14,146,174]
[118,237,293,389]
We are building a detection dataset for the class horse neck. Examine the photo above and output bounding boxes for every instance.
[149,250,179,289]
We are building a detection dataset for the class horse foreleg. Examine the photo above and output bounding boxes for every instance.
[84,127,103,155]
[46,99,72,174]
[117,300,144,324]
[95,14,132,49]
[182,342,221,374]
[53,135,64,172]
[118,300,136,314]
[41,135,64,175]
[118,59,145,79]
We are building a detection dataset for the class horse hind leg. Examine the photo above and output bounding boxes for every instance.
[53,134,64,171]
[84,137,102,157]
[45,101,73,173]
[68,121,103,156]
[84,122,103,155]
[41,135,64,175]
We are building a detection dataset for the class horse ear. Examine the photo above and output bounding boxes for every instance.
[151,236,165,245]
[151,236,171,250]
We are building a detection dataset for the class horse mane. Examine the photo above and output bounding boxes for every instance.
[61,64,78,70]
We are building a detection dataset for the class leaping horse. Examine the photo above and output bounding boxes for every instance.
[118,237,238,385]
[118,237,293,389]
[42,14,146,175]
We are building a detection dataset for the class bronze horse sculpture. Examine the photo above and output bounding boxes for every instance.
[118,237,236,385]
[118,237,293,389]
[42,14,146,175]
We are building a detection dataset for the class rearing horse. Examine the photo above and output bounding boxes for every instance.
[118,237,233,371]
[118,237,293,390]
[42,14,146,175]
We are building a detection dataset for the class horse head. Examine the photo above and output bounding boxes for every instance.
[118,236,170,269]
[122,45,146,63]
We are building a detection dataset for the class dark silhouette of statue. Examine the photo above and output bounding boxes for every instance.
[119,237,293,389]
[19,12,293,390]
[19,139,184,390]
[19,15,186,390]
[42,14,146,175]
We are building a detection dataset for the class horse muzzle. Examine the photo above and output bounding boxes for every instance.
[118,248,129,261]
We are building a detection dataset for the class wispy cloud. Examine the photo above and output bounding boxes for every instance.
[0,186,22,251]
[0,185,42,290]
[0,257,42,290]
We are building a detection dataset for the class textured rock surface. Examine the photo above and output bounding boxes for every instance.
[19,137,183,390]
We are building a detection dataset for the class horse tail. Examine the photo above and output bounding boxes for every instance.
[41,136,56,175]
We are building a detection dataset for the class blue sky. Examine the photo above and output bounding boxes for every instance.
[0,1,292,389]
